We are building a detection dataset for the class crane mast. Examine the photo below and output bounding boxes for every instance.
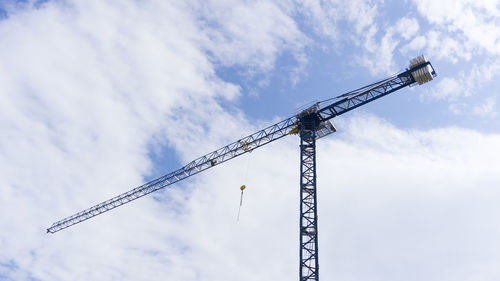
[48,56,436,281]
[299,112,321,280]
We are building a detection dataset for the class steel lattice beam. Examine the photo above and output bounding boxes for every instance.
[47,116,298,233]
[299,116,319,281]
[317,61,435,122]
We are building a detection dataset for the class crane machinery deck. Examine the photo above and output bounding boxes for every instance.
[48,55,436,281]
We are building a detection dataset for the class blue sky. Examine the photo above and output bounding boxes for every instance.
[0,1,499,281]
[210,2,499,133]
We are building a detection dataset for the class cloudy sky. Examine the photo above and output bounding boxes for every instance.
[1,0,499,280]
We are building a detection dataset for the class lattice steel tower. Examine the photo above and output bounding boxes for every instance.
[299,112,320,281]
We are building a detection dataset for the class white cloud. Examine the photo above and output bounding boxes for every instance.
[413,0,500,58]
[300,0,399,75]
[473,97,496,117]
[428,30,471,63]
[355,16,422,75]
[395,17,420,40]
[1,1,499,281]
[198,0,309,79]
[317,115,500,280]
[426,76,463,101]
[357,25,400,75]
[0,0,308,280]
[299,0,424,75]
[451,97,497,117]
[299,0,380,41]
[148,114,500,281]
[422,58,499,116]
[468,58,500,86]
[298,0,380,41]
[401,35,426,54]
[343,0,380,35]
[410,0,500,115]
[298,0,339,39]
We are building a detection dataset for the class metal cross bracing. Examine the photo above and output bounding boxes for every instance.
[47,116,298,233]
[48,56,436,281]
[316,64,429,122]
[299,116,319,281]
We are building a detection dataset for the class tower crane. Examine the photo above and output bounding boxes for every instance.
[48,55,436,281]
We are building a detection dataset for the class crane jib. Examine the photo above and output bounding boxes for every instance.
[47,117,297,233]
